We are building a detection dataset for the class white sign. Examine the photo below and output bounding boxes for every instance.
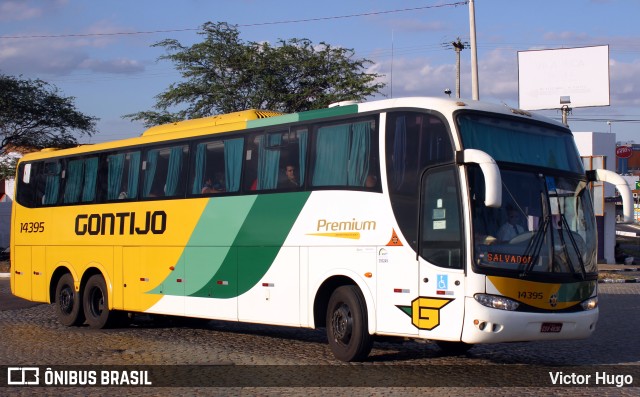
[518,45,610,110]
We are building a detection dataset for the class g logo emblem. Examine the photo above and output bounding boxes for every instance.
[411,297,454,330]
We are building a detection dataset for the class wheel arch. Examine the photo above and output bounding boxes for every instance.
[49,263,78,304]
[80,264,114,309]
[48,262,113,308]
[312,271,376,333]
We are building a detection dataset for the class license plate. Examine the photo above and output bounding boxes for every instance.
[541,322,562,333]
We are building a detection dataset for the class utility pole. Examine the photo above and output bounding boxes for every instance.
[452,39,466,98]
[469,0,479,100]
[442,38,469,98]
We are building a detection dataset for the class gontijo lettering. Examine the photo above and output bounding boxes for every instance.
[75,211,167,235]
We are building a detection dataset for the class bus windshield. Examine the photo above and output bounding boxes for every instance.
[459,114,598,278]
[469,168,597,277]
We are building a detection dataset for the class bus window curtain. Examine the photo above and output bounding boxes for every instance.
[63,159,84,203]
[297,130,308,186]
[107,153,125,200]
[312,124,350,186]
[393,116,407,191]
[224,138,244,192]
[82,157,98,202]
[143,149,158,197]
[348,122,371,186]
[192,143,207,194]
[165,146,184,196]
[257,134,281,190]
[43,164,61,205]
[127,151,141,199]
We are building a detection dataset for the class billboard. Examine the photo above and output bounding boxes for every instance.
[518,45,610,110]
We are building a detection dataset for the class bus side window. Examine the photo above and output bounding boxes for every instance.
[420,165,463,269]
[386,111,454,249]
[62,156,99,204]
[142,145,188,198]
[190,138,243,195]
[311,120,375,188]
[244,131,284,192]
[106,151,141,200]
[40,160,62,206]
[276,128,306,190]
[16,162,40,208]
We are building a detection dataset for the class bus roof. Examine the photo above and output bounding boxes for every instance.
[141,109,283,137]
[19,96,566,162]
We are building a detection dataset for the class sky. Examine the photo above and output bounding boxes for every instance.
[1,0,639,144]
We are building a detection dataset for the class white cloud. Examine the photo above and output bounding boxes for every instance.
[0,1,43,22]
[79,58,145,74]
[0,0,68,22]
[0,20,147,76]
[609,58,640,106]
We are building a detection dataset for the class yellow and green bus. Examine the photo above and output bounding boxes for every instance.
[10,97,632,361]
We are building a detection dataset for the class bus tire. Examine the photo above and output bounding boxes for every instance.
[326,285,373,362]
[54,273,85,326]
[83,274,112,329]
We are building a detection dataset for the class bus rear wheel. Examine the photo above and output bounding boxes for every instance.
[83,274,114,329]
[326,285,373,362]
[55,273,85,326]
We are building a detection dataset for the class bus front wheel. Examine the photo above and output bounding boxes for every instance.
[54,273,85,326]
[83,274,113,329]
[326,285,373,362]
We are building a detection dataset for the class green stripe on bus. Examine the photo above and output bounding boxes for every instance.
[247,113,299,129]
[199,191,310,298]
[148,195,257,296]
[151,192,310,298]
[297,104,358,121]
[557,280,596,302]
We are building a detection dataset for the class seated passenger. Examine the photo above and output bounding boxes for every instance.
[201,174,224,194]
[279,165,299,188]
[497,207,525,243]
[365,174,378,188]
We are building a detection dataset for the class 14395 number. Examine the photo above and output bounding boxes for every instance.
[518,291,543,299]
[20,222,45,233]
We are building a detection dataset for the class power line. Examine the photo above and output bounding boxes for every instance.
[0,2,468,40]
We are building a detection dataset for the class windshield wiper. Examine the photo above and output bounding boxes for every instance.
[558,213,587,279]
[520,215,549,277]
[549,185,587,279]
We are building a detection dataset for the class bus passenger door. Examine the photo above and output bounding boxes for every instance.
[416,165,465,342]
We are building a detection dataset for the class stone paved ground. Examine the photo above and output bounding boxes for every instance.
[1,279,639,396]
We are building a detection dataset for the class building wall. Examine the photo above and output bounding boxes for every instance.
[617,144,640,174]
[574,132,617,264]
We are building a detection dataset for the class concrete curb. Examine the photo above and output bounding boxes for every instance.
[598,278,640,283]
[600,267,640,273]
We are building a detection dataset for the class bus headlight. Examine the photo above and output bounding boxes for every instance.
[580,296,598,311]
[474,294,520,311]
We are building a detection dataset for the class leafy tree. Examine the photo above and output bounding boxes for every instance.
[127,22,385,127]
[0,153,19,180]
[0,74,97,154]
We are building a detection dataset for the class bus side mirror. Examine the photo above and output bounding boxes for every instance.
[589,169,634,223]
[456,149,502,208]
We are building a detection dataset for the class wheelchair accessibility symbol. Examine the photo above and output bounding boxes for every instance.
[437,274,448,290]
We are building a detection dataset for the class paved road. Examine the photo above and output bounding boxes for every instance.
[1,279,639,396]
